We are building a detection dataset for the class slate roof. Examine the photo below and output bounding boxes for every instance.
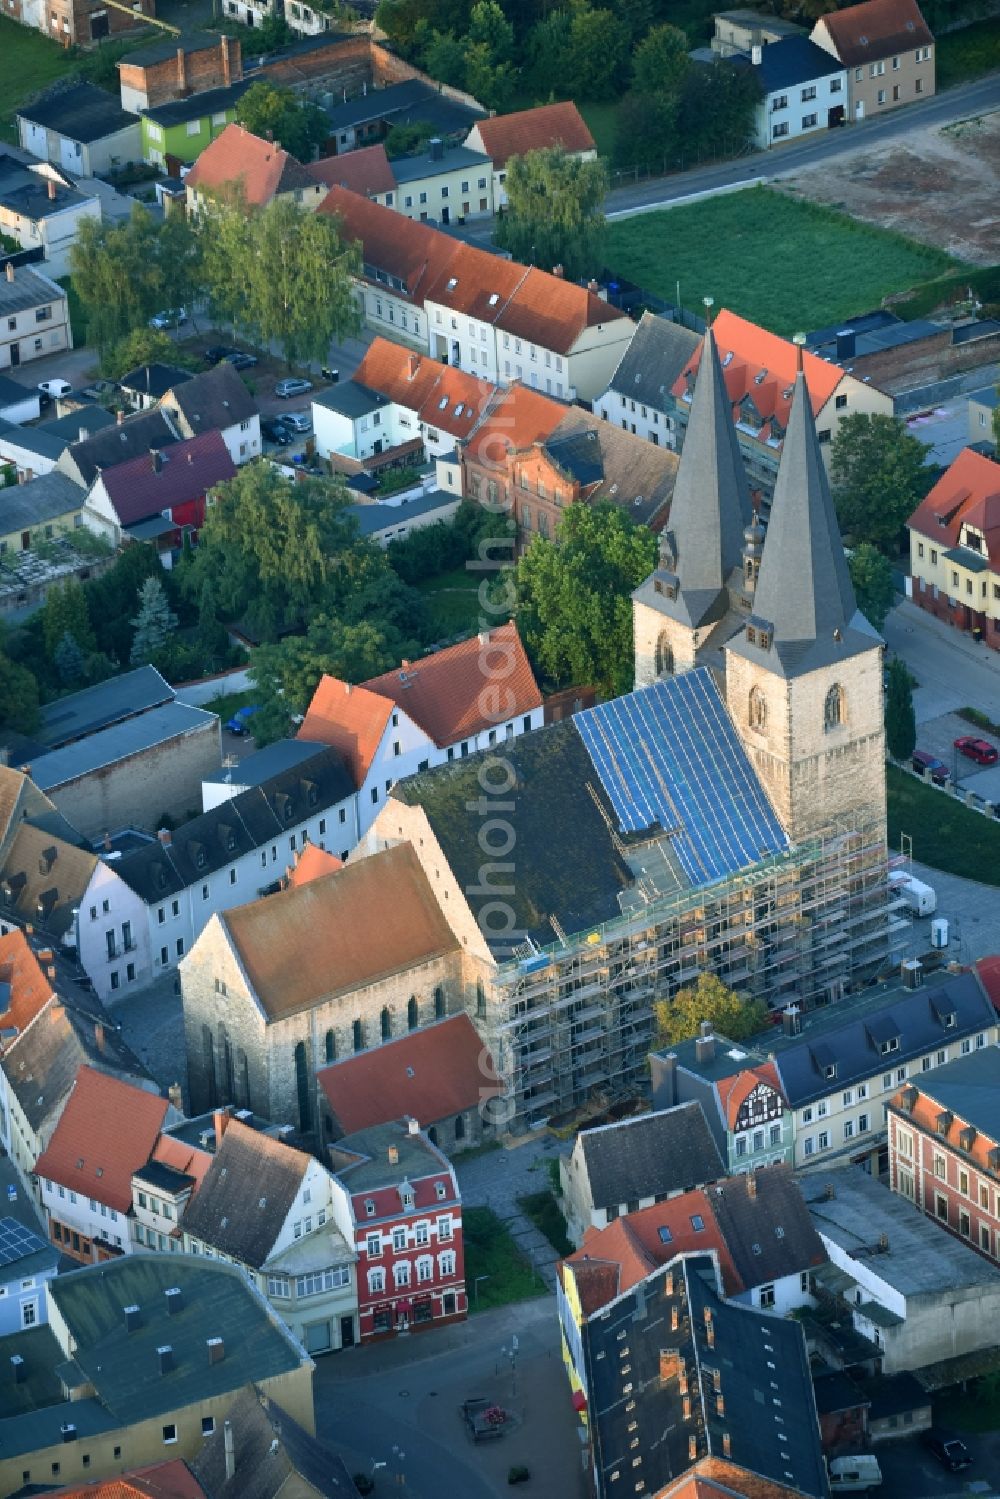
[219,843,459,1022]
[191,1387,357,1499]
[0,373,33,410]
[0,823,97,939]
[814,0,934,65]
[469,100,595,169]
[0,153,87,220]
[345,490,456,537]
[179,1119,310,1268]
[203,737,323,790]
[0,416,65,464]
[604,311,700,407]
[119,363,193,401]
[897,1046,1000,1143]
[161,360,258,435]
[39,407,117,445]
[707,1165,826,1288]
[185,123,317,205]
[769,969,995,1107]
[59,407,181,488]
[113,744,353,903]
[314,380,388,419]
[306,143,396,196]
[576,1102,725,1210]
[0,262,66,319]
[119,30,229,65]
[40,665,173,749]
[322,78,483,134]
[318,1013,500,1133]
[330,1118,451,1196]
[752,35,847,90]
[29,703,216,793]
[0,469,85,535]
[390,143,491,184]
[17,80,139,142]
[96,428,236,526]
[34,1065,169,1213]
[907,448,1000,567]
[543,409,679,528]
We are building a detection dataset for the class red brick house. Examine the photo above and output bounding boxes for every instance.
[888,1047,1000,1260]
[327,1116,465,1340]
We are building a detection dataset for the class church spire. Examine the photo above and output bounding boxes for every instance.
[657,310,752,628]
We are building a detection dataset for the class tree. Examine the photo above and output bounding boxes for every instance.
[40,578,95,660]
[69,205,164,357]
[885,657,916,763]
[514,502,657,697]
[422,29,468,88]
[654,972,768,1048]
[466,0,513,62]
[496,147,607,281]
[524,11,573,98]
[614,90,678,170]
[384,119,439,158]
[256,11,294,48]
[130,576,178,666]
[156,211,205,326]
[848,542,895,633]
[234,82,328,163]
[678,58,759,159]
[0,652,40,734]
[102,326,198,381]
[632,22,689,97]
[85,544,165,664]
[464,41,516,111]
[566,8,630,101]
[831,413,929,553]
[54,631,87,686]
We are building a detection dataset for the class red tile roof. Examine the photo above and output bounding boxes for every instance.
[0,929,55,1046]
[354,337,494,442]
[907,448,1000,564]
[185,123,316,207]
[496,266,628,355]
[98,429,236,527]
[463,382,565,466]
[363,621,542,748]
[318,1013,499,1133]
[975,956,1000,1013]
[35,1065,170,1213]
[815,0,933,65]
[319,185,458,304]
[289,842,343,887]
[52,1459,206,1498]
[150,1133,213,1196]
[307,143,396,197]
[673,309,846,446]
[298,677,393,784]
[470,101,595,169]
[717,1062,784,1131]
[423,240,530,324]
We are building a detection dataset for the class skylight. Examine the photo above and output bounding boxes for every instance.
[488,293,499,306]
[447,277,458,291]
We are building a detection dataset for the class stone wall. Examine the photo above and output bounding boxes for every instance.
[120,37,241,110]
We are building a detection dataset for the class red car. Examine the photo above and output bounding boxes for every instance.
[954,735,999,765]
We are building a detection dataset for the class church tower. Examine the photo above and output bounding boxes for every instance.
[724,340,885,845]
[633,320,752,686]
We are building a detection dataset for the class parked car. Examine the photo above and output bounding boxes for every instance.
[912,749,948,785]
[261,417,293,445]
[224,704,260,736]
[281,410,311,433]
[223,351,258,370]
[953,735,998,766]
[204,345,239,365]
[37,378,72,401]
[275,377,313,399]
[922,1431,972,1471]
[149,307,187,330]
[828,1455,882,1493]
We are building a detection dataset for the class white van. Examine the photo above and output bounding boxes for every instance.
[828,1455,882,1493]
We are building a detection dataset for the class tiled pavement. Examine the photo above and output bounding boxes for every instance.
[454,1135,570,1291]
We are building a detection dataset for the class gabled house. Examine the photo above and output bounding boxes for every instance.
[190,1386,358,1498]
[185,124,327,216]
[17,82,142,180]
[0,154,101,281]
[118,34,243,114]
[810,0,934,122]
[140,79,253,171]
[57,407,182,489]
[298,621,544,834]
[313,138,494,224]
[596,311,701,449]
[0,1154,57,1333]
[35,1064,176,1264]
[0,406,112,480]
[180,1115,358,1355]
[84,428,237,559]
[560,1103,726,1246]
[119,363,193,413]
[743,36,848,148]
[464,101,596,209]
[906,447,1000,649]
[0,929,57,1054]
[159,362,261,468]
[0,470,88,557]
[307,143,397,201]
[0,261,72,373]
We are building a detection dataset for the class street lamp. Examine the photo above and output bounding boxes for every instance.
[474,1274,490,1308]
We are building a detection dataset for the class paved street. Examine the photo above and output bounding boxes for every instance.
[884,600,1000,726]
[455,1134,570,1290]
[314,1296,585,1498]
[879,1429,1000,1499]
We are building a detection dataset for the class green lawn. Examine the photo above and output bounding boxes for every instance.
[887,764,1000,885]
[605,186,956,335]
[463,1207,548,1311]
[417,564,512,641]
[517,1190,573,1258]
[935,18,1000,89]
[0,16,80,143]
[200,686,258,722]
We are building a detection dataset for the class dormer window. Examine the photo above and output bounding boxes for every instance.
[823,1064,836,1080]
[365,1199,376,1216]
[879,1037,899,1055]
[942,1012,957,1029]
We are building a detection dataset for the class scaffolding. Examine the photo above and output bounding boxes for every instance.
[489,812,906,1132]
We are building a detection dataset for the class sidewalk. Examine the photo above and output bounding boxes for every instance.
[455,1134,569,1292]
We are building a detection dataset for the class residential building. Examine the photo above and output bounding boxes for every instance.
[712,9,807,57]
[968,386,998,451]
[0,470,88,556]
[317,1012,500,1155]
[57,408,182,489]
[129,1126,212,1257]
[560,1250,827,1499]
[110,742,357,991]
[0,153,101,281]
[0,1151,58,1332]
[84,429,237,559]
[560,1103,726,1247]
[0,409,112,481]
[328,1116,465,1340]
[322,77,484,158]
[464,100,596,209]
[190,1386,357,1497]
[0,928,59,1054]
[810,0,935,121]
[140,79,253,170]
[344,490,461,545]
[180,843,463,1126]
[0,372,40,424]
[185,125,327,216]
[596,312,701,448]
[306,142,397,200]
[180,1115,358,1356]
[159,363,261,468]
[118,35,243,115]
[907,447,1000,648]
[803,1166,1000,1375]
[314,137,495,224]
[6,0,152,49]
[650,1023,793,1175]
[744,36,848,148]
[0,1253,314,1495]
[0,261,72,372]
[35,1065,176,1264]
[119,363,193,413]
[17,83,142,180]
[297,621,544,836]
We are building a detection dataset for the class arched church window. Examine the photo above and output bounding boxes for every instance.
[824,683,845,731]
[655,633,674,677]
[749,686,767,731]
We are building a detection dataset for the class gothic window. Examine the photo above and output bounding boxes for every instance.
[824,683,845,731]
[353,1019,364,1053]
[237,1048,250,1109]
[749,686,767,731]
[325,1028,336,1064]
[655,633,674,677]
[294,1041,311,1132]
[476,978,486,1018]
[434,986,446,1020]
[381,1006,392,1041]
[201,1025,217,1108]
[407,996,419,1031]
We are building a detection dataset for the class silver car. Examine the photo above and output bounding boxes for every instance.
[274,377,313,398]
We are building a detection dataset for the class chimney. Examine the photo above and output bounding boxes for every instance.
[694,1021,715,1066]
[782,1004,801,1038]
[4,263,12,284]
[688,1436,698,1463]
[60,1423,77,1443]
[552,264,564,279]
[746,1171,757,1199]
[116,408,125,425]
[722,1432,732,1458]
[429,136,443,160]
[703,1307,715,1348]
[878,1232,889,1252]
[388,1144,399,1165]
[47,179,56,202]
[124,1305,141,1333]
[94,1020,105,1054]
[651,1052,677,1108]
[407,352,420,380]
[11,1355,25,1384]
[157,828,172,846]
[824,1182,835,1201]
[165,1286,183,1315]
[168,1082,183,1112]
[401,659,411,671]
[587,279,600,295]
[214,1106,232,1146]
[101,833,110,857]
[406,1115,419,1135]
[344,683,352,696]
[224,1419,236,1481]
[207,1336,225,1365]
[835,329,855,361]
[221,36,232,87]
[158,1344,174,1375]
[751,44,762,64]
[176,46,187,93]
[80,426,89,445]
[151,449,162,474]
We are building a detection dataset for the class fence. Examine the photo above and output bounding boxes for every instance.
[605,137,758,196]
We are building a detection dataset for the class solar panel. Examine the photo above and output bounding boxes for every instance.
[575,670,788,887]
[0,1215,46,1269]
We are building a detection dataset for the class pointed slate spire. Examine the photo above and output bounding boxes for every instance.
[663,318,752,626]
[750,339,860,664]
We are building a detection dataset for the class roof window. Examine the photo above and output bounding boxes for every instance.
[754,369,768,385]
[447,277,458,291]
[488,293,499,306]
[690,1214,705,1231]
[658,1225,673,1244]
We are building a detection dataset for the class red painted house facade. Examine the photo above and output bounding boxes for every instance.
[327,1116,466,1340]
